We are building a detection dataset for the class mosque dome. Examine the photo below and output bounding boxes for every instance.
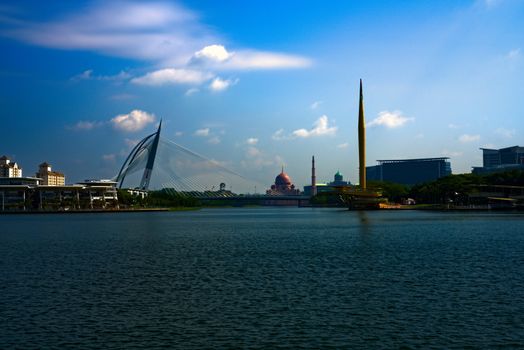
[275,171,292,186]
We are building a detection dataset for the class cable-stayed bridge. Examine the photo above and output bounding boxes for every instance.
[113,121,307,203]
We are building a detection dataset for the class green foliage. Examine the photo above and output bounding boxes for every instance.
[118,188,200,208]
[145,189,200,207]
[409,170,524,204]
[367,181,409,203]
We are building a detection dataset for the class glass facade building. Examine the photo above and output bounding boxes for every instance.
[366,157,452,186]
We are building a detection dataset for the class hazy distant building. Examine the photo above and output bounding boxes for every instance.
[303,171,352,196]
[266,167,300,195]
[36,162,65,186]
[366,157,452,186]
[0,156,23,178]
[472,146,524,175]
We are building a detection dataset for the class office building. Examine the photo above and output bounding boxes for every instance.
[367,157,452,186]
[472,146,524,175]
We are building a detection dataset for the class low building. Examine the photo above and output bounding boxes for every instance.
[472,146,524,175]
[367,157,452,186]
[303,171,352,196]
[0,179,118,212]
[36,162,65,186]
[0,156,23,177]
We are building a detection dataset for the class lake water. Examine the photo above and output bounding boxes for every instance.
[1,208,524,348]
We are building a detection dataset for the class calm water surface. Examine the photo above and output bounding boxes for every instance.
[1,208,524,348]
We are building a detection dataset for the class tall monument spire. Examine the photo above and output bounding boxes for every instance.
[358,79,366,190]
[311,155,317,196]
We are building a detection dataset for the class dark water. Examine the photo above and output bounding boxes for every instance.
[1,208,524,349]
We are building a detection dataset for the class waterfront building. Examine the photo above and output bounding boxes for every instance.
[0,156,23,177]
[36,162,65,186]
[472,146,524,175]
[0,179,118,212]
[266,167,300,195]
[366,157,452,186]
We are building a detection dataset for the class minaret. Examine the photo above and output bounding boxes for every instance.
[311,155,317,196]
[358,79,366,190]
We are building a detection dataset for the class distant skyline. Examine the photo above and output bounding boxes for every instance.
[1,0,523,189]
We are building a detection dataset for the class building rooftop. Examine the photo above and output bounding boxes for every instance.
[376,157,450,164]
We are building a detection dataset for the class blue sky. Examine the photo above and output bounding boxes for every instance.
[1,0,523,191]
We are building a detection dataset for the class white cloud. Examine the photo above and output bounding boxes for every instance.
[291,115,337,138]
[111,110,155,132]
[194,128,210,137]
[192,44,232,63]
[495,127,516,139]
[310,101,323,110]
[482,143,497,149]
[209,77,238,91]
[448,123,460,129]
[367,110,414,128]
[175,131,183,137]
[337,143,349,149]
[246,138,258,145]
[185,87,199,96]
[458,134,480,143]
[208,136,221,144]
[131,68,213,86]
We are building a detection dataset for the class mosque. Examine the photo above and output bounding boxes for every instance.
[266,167,301,195]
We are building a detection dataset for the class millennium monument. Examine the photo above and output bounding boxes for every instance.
[337,80,385,209]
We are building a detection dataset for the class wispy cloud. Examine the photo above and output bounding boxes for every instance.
[102,154,116,162]
[458,134,480,143]
[131,68,213,86]
[272,129,286,141]
[190,44,311,70]
[495,127,516,138]
[506,48,521,61]
[194,128,210,137]
[246,138,258,145]
[185,87,199,96]
[71,69,131,82]
[3,3,311,79]
[111,110,155,132]
[310,101,323,110]
[337,143,349,149]
[208,136,221,144]
[441,150,463,157]
[367,111,414,128]
[67,120,105,131]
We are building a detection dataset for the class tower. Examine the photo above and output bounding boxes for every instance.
[358,79,366,190]
[139,120,162,190]
[311,155,317,196]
